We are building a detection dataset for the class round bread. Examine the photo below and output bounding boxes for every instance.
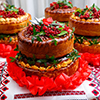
[69,15,100,36]
[16,58,79,78]
[18,28,74,59]
[45,7,76,22]
[0,35,18,45]
[75,42,100,54]
[0,13,31,34]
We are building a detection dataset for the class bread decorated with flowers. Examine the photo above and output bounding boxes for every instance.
[9,17,80,78]
[45,0,76,22]
[0,4,31,45]
[69,4,100,53]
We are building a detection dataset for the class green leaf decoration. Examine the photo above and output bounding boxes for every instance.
[75,35,100,45]
[66,49,80,61]
[57,31,68,36]
[38,31,46,36]
[36,36,42,42]
[37,59,47,63]
[50,55,55,60]
[4,3,19,13]
[14,45,19,51]
[32,37,34,43]
[27,60,35,65]
[0,15,3,17]
[52,39,57,46]
[27,22,29,26]
[9,37,12,42]
[72,27,75,33]
[49,35,54,39]
[69,33,73,40]
[76,8,82,13]
[58,27,64,30]
[91,3,100,11]
[9,57,16,62]
[0,34,10,40]
[33,26,37,35]
[3,3,7,8]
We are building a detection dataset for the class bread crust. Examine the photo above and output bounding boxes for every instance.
[18,28,74,59]
[45,7,76,22]
[0,13,31,34]
[75,42,100,54]
[16,58,79,78]
[69,15,100,36]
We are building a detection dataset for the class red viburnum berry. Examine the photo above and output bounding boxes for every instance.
[75,12,80,16]
[86,5,88,8]
[93,7,97,13]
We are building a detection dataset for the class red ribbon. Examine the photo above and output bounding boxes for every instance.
[0,43,16,58]
[7,50,91,95]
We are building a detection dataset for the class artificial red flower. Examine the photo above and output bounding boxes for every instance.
[42,17,53,26]
[63,5,68,9]
[69,1,72,4]
[0,44,16,58]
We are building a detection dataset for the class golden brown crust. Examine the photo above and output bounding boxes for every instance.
[16,59,79,78]
[74,42,100,54]
[0,13,31,34]
[18,28,74,59]
[69,15,100,36]
[45,7,76,22]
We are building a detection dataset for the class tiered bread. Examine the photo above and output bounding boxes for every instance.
[15,17,80,78]
[0,4,31,45]
[69,4,100,53]
[45,1,76,22]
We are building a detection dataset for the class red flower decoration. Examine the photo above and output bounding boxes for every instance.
[7,50,91,96]
[69,1,72,4]
[42,17,53,26]
[0,43,16,58]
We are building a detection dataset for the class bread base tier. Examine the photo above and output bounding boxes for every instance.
[74,42,100,54]
[45,7,76,22]
[18,28,74,59]
[16,59,79,78]
[0,14,31,34]
[69,17,100,36]
[0,35,18,45]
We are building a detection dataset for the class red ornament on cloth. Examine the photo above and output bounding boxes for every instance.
[42,17,53,26]
[7,50,91,96]
[79,53,100,67]
[0,43,16,58]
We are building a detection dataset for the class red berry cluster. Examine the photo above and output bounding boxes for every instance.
[0,10,18,18]
[43,25,61,36]
[50,1,72,10]
[92,7,100,18]
[75,12,80,16]
[27,24,41,35]
[18,7,25,15]
[75,7,100,19]
[80,13,90,19]
[27,24,70,37]
[0,8,25,18]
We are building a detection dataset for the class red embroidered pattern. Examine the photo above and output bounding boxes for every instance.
[14,91,85,99]
[0,62,9,100]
